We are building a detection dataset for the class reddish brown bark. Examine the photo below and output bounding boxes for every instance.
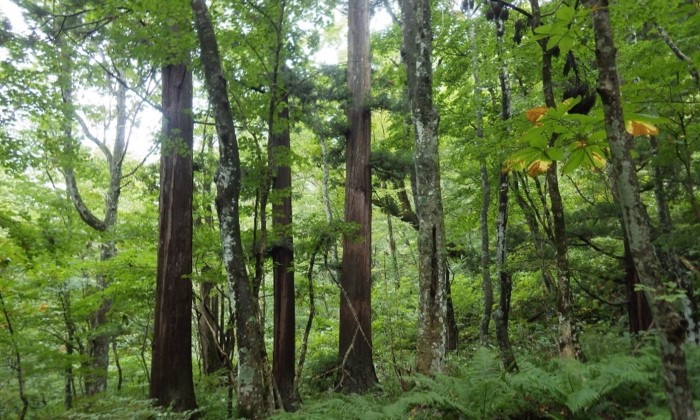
[149,62,197,412]
[339,0,377,392]
[271,93,297,408]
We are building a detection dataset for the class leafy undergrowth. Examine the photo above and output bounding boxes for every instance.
[16,332,698,419]
[273,333,699,420]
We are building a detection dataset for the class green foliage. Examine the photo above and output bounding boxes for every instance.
[275,341,666,420]
[510,351,656,417]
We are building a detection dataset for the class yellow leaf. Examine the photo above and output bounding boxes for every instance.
[525,106,548,123]
[503,158,525,174]
[527,160,551,177]
[625,120,659,136]
[38,303,48,312]
[591,152,606,169]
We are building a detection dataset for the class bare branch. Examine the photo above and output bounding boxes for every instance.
[74,112,113,162]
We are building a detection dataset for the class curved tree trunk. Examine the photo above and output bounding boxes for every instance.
[58,42,128,395]
[586,2,697,418]
[191,1,268,417]
[400,0,449,374]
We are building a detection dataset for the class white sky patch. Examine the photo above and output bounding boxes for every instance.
[312,8,392,65]
[0,0,29,34]
[2,2,394,162]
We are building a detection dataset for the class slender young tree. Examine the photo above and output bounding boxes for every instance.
[149,61,197,412]
[586,2,696,418]
[485,0,518,371]
[191,0,268,417]
[400,0,449,374]
[339,0,378,392]
[529,0,585,361]
[58,43,127,395]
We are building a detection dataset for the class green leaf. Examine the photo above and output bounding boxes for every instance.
[559,35,574,56]
[534,24,557,35]
[562,149,586,174]
[546,34,562,52]
[555,6,576,22]
[545,147,564,161]
[527,132,549,149]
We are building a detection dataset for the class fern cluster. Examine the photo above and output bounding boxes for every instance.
[275,345,662,420]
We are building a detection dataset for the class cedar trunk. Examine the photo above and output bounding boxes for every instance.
[587,2,697,418]
[149,63,197,412]
[339,0,378,392]
[271,94,297,408]
[400,0,449,374]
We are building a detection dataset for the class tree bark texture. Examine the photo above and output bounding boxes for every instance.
[587,2,697,418]
[339,0,378,392]
[199,281,226,375]
[623,233,653,333]
[191,1,268,417]
[495,172,517,371]
[400,0,449,374]
[529,0,584,361]
[271,93,298,408]
[149,62,197,413]
[493,14,517,370]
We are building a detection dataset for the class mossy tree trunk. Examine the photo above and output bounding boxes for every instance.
[587,1,697,418]
[400,0,449,374]
[191,0,268,417]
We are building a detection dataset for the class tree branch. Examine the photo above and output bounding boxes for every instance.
[654,23,699,85]
[62,167,107,231]
[74,112,113,162]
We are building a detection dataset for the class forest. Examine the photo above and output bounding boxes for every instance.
[0,0,698,418]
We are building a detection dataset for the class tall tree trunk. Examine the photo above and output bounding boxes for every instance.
[529,0,584,361]
[494,172,517,371]
[623,232,653,333]
[473,20,492,345]
[479,162,493,345]
[339,0,378,392]
[196,134,228,375]
[492,9,517,370]
[400,0,449,374]
[191,1,268,417]
[149,62,197,412]
[271,92,298,408]
[587,2,697,418]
